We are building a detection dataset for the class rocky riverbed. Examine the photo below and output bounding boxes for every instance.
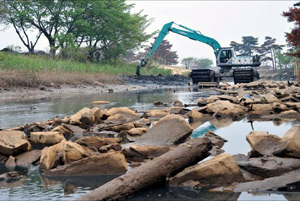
[1,79,300,200]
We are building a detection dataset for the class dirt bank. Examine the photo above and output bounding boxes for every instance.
[0,74,191,103]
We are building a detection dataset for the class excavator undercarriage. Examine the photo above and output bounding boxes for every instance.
[190,68,259,85]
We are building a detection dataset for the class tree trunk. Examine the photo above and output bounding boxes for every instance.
[78,138,212,201]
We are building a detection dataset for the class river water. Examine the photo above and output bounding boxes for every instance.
[1,87,300,200]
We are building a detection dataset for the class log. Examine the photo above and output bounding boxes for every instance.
[78,137,212,201]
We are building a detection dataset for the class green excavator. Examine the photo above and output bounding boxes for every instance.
[136,22,261,84]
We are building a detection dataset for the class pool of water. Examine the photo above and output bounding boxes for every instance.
[1,87,300,200]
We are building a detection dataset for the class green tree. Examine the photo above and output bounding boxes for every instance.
[181,57,213,69]
[0,0,152,59]
[230,36,258,55]
[274,48,294,69]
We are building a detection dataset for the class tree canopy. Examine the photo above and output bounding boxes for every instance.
[283,3,300,58]
[0,0,152,60]
[230,36,258,56]
[181,57,213,69]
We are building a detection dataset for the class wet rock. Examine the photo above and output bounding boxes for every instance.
[209,117,233,128]
[99,143,122,153]
[197,97,207,107]
[143,109,170,119]
[246,131,288,157]
[23,122,49,137]
[206,95,239,104]
[154,101,167,107]
[279,110,300,119]
[0,154,7,163]
[44,152,128,176]
[272,102,288,113]
[167,106,187,115]
[0,131,31,156]
[169,153,244,188]
[282,126,300,158]
[5,156,16,171]
[105,114,137,124]
[15,150,41,169]
[75,136,122,150]
[123,145,172,163]
[94,122,135,133]
[204,131,227,149]
[91,107,103,123]
[30,131,65,145]
[40,139,65,171]
[237,156,300,178]
[88,130,119,138]
[127,128,148,136]
[92,101,110,105]
[70,107,95,129]
[249,104,273,116]
[51,125,73,138]
[62,141,94,164]
[230,169,300,192]
[206,100,246,117]
[173,100,183,107]
[0,171,22,183]
[134,114,193,146]
[61,124,85,135]
[106,107,139,118]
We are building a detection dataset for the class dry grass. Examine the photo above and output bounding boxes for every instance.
[0,70,124,88]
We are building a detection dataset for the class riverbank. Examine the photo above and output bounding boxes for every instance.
[0,74,191,103]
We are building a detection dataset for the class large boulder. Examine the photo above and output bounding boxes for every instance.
[237,156,300,178]
[43,152,128,176]
[62,141,94,164]
[75,136,122,150]
[282,126,300,158]
[40,139,65,171]
[0,131,31,156]
[134,114,193,146]
[15,150,41,169]
[69,107,95,128]
[169,153,244,187]
[30,132,65,145]
[205,100,246,117]
[246,131,287,156]
[123,145,172,163]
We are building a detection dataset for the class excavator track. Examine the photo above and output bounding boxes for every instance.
[190,69,215,84]
[233,69,259,84]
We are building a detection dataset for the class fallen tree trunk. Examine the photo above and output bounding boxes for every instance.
[78,137,212,201]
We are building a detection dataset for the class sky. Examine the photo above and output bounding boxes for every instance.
[0,1,297,65]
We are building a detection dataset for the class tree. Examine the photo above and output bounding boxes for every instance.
[0,0,152,59]
[283,3,300,58]
[275,48,294,69]
[143,39,178,65]
[230,36,258,55]
[257,36,283,69]
[181,57,213,69]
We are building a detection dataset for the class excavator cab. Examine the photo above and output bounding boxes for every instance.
[216,48,235,67]
[219,49,233,63]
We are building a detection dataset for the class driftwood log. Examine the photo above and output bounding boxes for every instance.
[78,137,212,201]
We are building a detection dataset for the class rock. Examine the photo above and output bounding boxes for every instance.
[249,104,273,116]
[207,95,239,104]
[23,123,49,137]
[61,124,85,135]
[169,153,244,188]
[75,136,122,150]
[261,94,280,103]
[237,156,300,178]
[154,101,167,107]
[279,110,300,119]
[134,114,193,146]
[209,117,233,128]
[229,169,300,192]
[167,106,186,115]
[95,123,135,132]
[105,114,137,124]
[173,101,183,107]
[197,97,207,107]
[0,154,8,163]
[88,130,119,138]
[282,126,300,158]
[272,102,288,113]
[15,150,41,169]
[0,131,31,156]
[99,143,122,153]
[51,125,73,138]
[143,109,170,118]
[106,107,139,118]
[62,141,93,164]
[44,152,128,176]
[5,156,16,171]
[204,131,227,148]
[246,131,287,156]
[70,107,95,128]
[92,101,110,105]
[187,109,205,121]
[40,140,65,171]
[0,171,22,183]
[206,100,246,117]
[127,128,148,136]
[123,145,172,163]
[91,107,103,123]
[30,131,65,145]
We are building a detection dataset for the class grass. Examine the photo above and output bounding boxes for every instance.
[0,52,172,88]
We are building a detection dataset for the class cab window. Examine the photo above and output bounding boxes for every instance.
[220,50,232,63]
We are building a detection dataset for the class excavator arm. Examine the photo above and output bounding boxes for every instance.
[136,21,222,76]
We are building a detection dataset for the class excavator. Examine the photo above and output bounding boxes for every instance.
[136,22,261,84]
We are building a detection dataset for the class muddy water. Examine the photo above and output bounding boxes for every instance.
[0,87,300,200]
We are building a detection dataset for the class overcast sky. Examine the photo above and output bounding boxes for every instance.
[0,1,297,65]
